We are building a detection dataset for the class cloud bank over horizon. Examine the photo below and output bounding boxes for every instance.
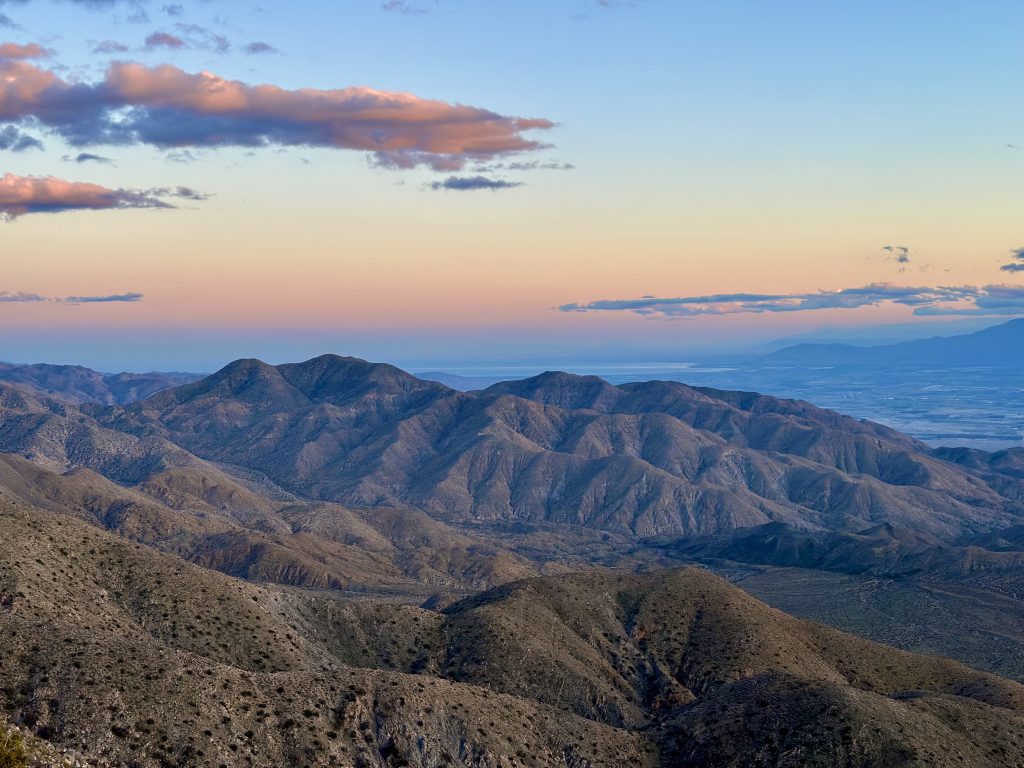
[560,284,1024,319]
[1,289,143,304]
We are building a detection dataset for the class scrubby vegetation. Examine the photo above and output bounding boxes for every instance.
[3,498,1024,766]
[0,727,27,768]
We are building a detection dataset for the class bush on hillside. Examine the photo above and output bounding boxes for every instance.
[0,727,27,768]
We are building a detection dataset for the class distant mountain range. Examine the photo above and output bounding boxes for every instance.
[0,361,201,405]
[768,317,1024,367]
[0,352,1019,644]
[3,353,1024,765]
[415,370,506,390]
[0,354,1021,572]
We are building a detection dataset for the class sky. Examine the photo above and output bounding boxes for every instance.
[0,0,1022,371]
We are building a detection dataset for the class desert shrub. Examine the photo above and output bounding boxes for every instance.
[0,727,28,768]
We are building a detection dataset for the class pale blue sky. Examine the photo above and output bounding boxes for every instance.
[1,0,1022,370]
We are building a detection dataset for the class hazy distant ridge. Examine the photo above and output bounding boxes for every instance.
[769,317,1024,366]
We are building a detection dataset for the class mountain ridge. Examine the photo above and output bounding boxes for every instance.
[0,361,201,405]
[768,317,1024,367]
[95,356,1022,541]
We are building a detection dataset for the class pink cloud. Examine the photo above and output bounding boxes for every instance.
[0,173,187,219]
[0,42,51,60]
[0,53,554,169]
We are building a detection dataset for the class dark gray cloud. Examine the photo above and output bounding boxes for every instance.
[1000,247,1024,274]
[882,245,911,264]
[92,39,130,54]
[0,124,43,151]
[243,41,277,55]
[161,3,182,15]
[144,31,185,50]
[0,12,18,27]
[429,175,523,191]
[0,55,553,170]
[63,151,114,164]
[560,284,1024,319]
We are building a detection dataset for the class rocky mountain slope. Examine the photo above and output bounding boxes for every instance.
[2,355,1023,606]
[0,450,538,594]
[5,352,1024,755]
[89,355,1021,543]
[4,495,1024,767]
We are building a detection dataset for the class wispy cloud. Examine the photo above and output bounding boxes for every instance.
[0,124,42,151]
[383,0,634,16]
[882,244,911,264]
[429,175,523,191]
[0,291,45,303]
[560,284,1024,319]
[1,290,142,304]
[243,41,277,55]
[167,22,230,53]
[63,292,143,304]
[0,173,204,219]
[381,0,434,14]
[63,152,115,164]
[0,55,554,170]
[146,185,208,200]
[0,0,143,5]
[0,0,151,28]
[143,31,185,50]
[91,39,130,54]
[1000,247,1024,274]
[472,160,574,172]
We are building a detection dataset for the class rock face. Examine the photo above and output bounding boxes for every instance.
[3,497,1024,768]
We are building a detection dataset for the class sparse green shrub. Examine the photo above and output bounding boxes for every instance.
[0,728,28,768]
